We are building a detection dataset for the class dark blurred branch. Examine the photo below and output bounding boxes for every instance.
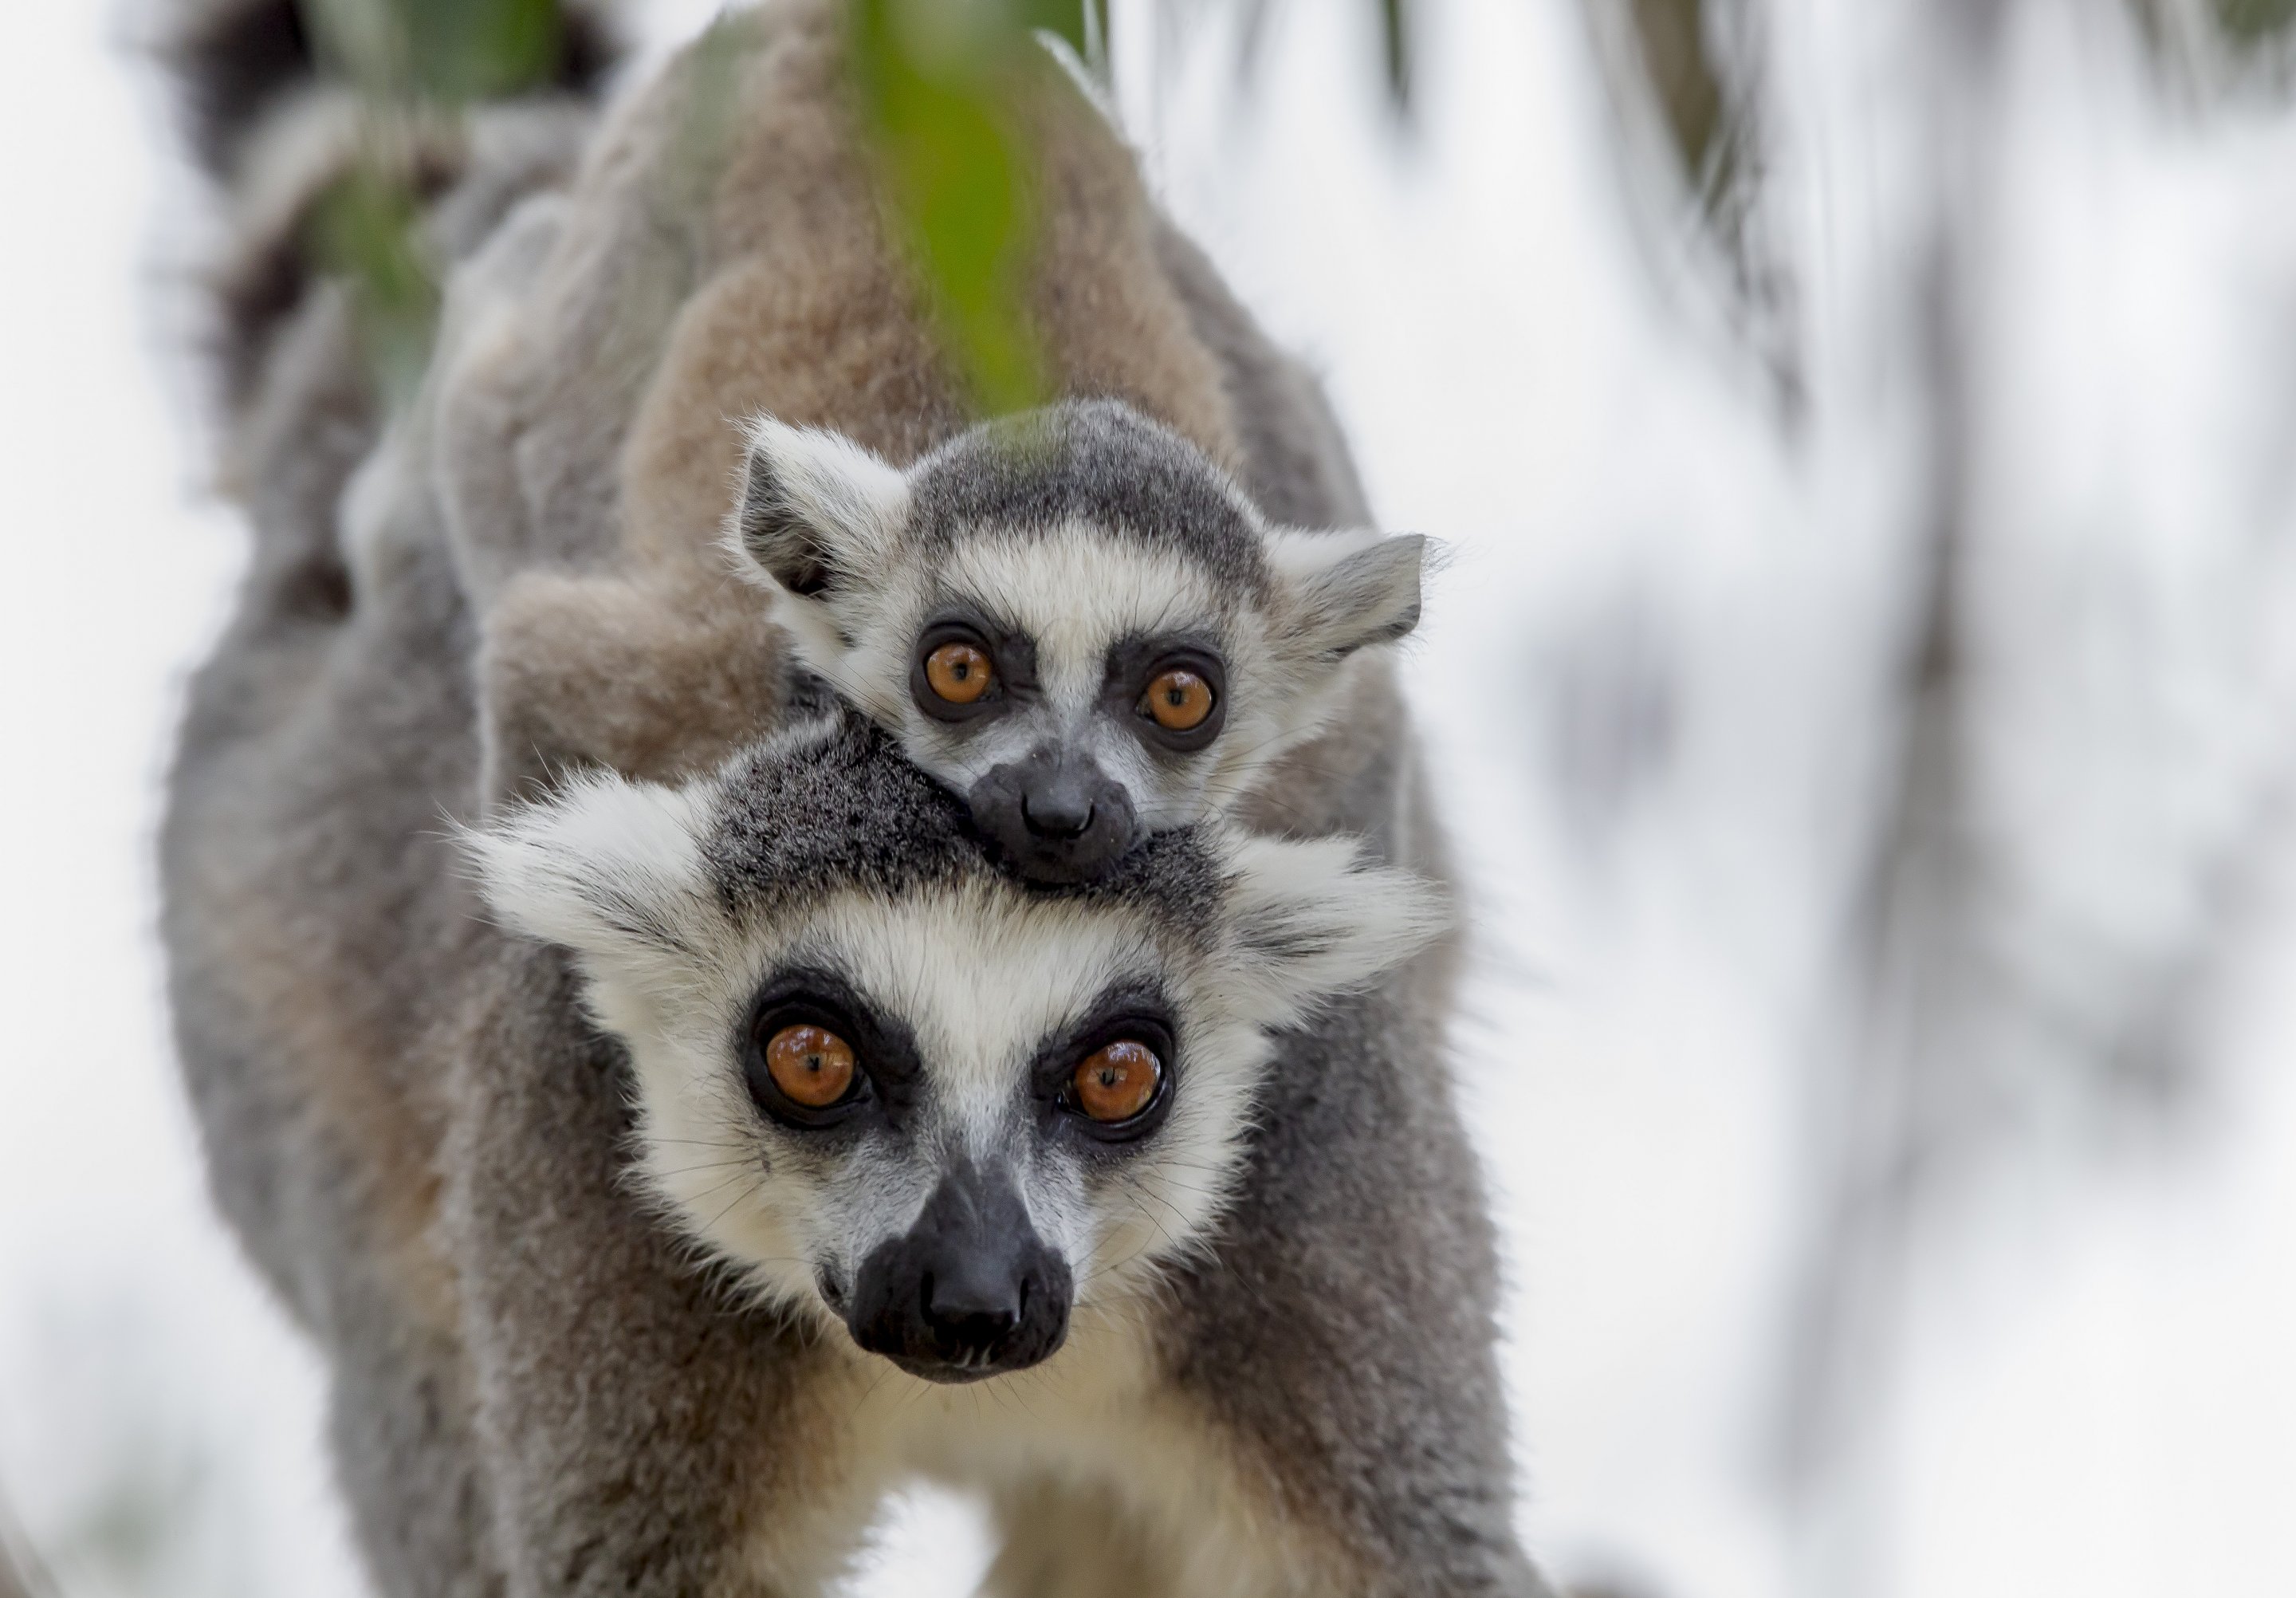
[1580,0,1796,403]
[1623,0,1726,186]
[0,1494,54,1598]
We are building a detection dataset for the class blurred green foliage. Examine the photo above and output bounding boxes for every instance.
[295,0,1416,416]
[305,0,565,101]
[2132,0,2296,67]
[1624,0,1724,190]
[2218,0,2296,46]
[847,0,1092,413]
[846,0,1407,411]
[297,0,572,406]
[308,161,440,408]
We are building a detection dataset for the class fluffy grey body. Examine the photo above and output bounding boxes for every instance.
[155,2,1547,1592]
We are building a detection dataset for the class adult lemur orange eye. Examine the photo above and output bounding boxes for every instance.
[925,641,994,704]
[765,1024,855,1108]
[1071,1039,1162,1124]
[1142,668,1213,732]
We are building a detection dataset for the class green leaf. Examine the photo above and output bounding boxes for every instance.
[308,164,441,410]
[847,0,1056,415]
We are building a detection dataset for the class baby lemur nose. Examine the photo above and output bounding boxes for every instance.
[1021,777,1094,838]
[847,1160,1071,1382]
[968,743,1141,885]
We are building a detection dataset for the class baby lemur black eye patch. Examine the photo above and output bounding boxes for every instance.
[910,612,1040,722]
[1102,636,1228,753]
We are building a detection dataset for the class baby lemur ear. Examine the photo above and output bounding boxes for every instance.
[465,770,721,967]
[1217,834,1450,1026]
[1266,529,1429,663]
[728,416,910,598]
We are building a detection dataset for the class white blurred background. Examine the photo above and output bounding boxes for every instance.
[6,2,2296,1596]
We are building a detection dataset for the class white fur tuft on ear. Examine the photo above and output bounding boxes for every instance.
[1266,529,1429,662]
[1217,833,1450,1025]
[725,415,910,599]
[466,770,720,962]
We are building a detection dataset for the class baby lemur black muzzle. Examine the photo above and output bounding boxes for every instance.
[847,1159,1072,1381]
[968,743,1140,884]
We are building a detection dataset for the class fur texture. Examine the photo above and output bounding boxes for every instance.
[159,2,1545,1592]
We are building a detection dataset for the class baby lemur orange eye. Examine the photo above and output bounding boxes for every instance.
[765,1024,856,1108]
[1071,1039,1162,1123]
[924,641,995,704]
[1142,668,1213,732]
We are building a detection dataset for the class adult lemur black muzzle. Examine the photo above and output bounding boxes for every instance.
[847,1159,1073,1381]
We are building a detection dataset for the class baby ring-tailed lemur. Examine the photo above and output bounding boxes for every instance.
[730,398,1427,882]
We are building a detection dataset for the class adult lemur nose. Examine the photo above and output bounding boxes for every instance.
[847,1159,1072,1382]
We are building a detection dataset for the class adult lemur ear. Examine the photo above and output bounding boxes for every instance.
[1265,530,1429,663]
[727,416,910,598]
[1217,834,1450,1026]
[466,770,720,970]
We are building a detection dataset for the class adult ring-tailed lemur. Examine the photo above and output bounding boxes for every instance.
[157,1,1552,1592]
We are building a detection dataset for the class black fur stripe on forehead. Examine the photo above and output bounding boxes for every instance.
[704,708,1228,939]
[905,400,1272,599]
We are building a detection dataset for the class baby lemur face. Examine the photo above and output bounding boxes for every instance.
[474,713,1442,1384]
[726,400,1427,884]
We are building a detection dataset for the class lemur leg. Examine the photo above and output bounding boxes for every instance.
[321,1263,503,1598]
[977,1478,1185,1598]
[1153,986,1553,1598]
[442,949,884,1597]
[161,283,519,1595]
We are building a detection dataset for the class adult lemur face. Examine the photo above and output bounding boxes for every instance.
[726,400,1428,884]
[472,712,1444,1383]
